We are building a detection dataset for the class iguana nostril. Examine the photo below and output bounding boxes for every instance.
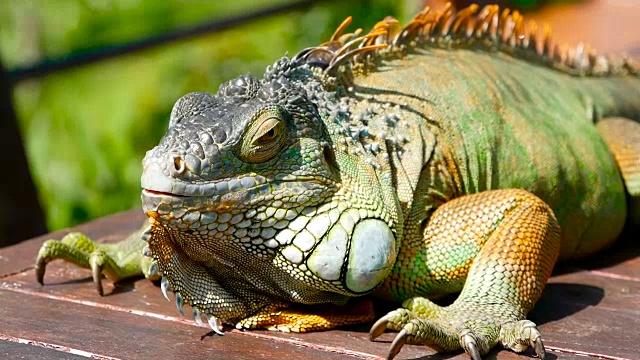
[173,156,186,174]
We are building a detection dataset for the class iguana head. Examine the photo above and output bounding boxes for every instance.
[140,57,401,327]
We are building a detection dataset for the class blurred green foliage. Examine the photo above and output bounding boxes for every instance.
[0,0,418,230]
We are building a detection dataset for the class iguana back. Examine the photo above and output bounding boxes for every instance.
[346,46,640,261]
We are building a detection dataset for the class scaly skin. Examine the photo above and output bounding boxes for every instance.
[36,4,640,359]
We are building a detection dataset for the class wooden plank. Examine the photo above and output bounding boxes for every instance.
[233,270,640,360]
[3,264,638,359]
[0,289,350,360]
[0,283,608,360]
[531,271,640,359]
[0,339,90,360]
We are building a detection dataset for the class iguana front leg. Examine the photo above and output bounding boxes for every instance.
[371,189,560,359]
[35,225,155,295]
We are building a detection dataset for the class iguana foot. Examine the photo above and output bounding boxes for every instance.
[499,320,545,358]
[236,298,376,332]
[35,228,150,295]
[370,297,546,360]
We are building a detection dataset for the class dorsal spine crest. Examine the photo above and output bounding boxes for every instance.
[293,2,638,78]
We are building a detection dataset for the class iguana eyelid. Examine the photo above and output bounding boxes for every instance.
[236,115,286,163]
[253,117,283,145]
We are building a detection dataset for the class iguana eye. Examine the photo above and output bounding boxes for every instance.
[256,118,282,144]
[237,114,286,163]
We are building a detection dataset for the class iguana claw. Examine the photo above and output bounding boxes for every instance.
[90,258,105,297]
[369,315,391,340]
[534,338,546,360]
[463,341,482,360]
[175,292,185,316]
[207,314,224,335]
[34,251,47,286]
[148,261,160,277]
[461,329,482,360]
[387,329,407,360]
[370,316,411,360]
[193,307,204,327]
[140,225,152,242]
[160,277,172,301]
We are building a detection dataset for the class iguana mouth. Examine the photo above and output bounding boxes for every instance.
[142,189,189,198]
[141,161,272,198]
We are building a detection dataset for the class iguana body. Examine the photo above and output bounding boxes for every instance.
[36,4,640,359]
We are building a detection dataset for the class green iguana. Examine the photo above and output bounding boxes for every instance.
[35,3,640,359]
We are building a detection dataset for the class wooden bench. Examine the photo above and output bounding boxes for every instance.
[1,209,638,359]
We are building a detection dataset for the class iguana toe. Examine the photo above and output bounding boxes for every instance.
[499,320,546,359]
[535,338,546,360]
